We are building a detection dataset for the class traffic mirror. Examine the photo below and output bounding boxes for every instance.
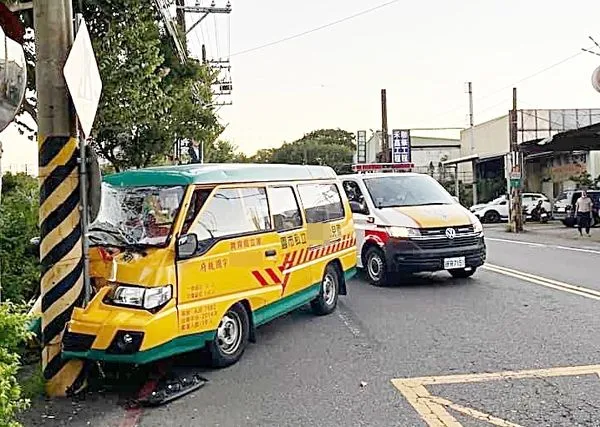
[593,65,600,94]
[0,21,26,133]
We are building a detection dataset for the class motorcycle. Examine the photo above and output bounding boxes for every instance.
[530,200,549,223]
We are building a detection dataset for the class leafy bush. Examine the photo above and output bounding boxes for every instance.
[0,173,40,303]
[0,302,33,427]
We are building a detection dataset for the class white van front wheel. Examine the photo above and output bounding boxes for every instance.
[365,247,389,287]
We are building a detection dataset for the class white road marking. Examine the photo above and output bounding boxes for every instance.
[554,245,600,255]
[486,237,545,248]
[483,263,600,301]
[337,310,361,337]
[486,237,600,255]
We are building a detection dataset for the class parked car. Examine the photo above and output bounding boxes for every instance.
[469,201,491,213]
[554,190,600,227]
[474,193,551,223]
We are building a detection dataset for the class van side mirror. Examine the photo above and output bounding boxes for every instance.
[349,201,368,215]
[177,234,198,259]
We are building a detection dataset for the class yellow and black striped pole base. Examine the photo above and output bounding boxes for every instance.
[39,135,87,397]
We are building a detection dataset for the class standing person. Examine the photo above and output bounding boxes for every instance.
[188,140,202,164]
[575,190,593,237]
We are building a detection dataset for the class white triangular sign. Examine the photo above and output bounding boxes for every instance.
[63,18,103,138]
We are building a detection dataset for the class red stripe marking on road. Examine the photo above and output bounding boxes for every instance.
[119,408,142,427]
[252,271,270,287]
[265,268,282,284]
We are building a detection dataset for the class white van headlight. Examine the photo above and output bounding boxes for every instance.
[473,219,483,235]
[387,226,420,239]
[110,285,172,310]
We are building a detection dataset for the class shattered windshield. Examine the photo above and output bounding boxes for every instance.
[89,183,185,248]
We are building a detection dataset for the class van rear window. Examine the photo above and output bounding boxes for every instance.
[297,183,345,223]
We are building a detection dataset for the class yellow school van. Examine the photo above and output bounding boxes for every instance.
[63,164,357,368]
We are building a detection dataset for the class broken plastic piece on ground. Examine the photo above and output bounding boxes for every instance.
[137,373,208,407]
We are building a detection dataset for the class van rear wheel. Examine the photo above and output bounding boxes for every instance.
[311,264,340,316]
[209,303,249,368]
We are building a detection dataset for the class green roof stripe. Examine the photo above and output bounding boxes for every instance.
[103,163,338,187]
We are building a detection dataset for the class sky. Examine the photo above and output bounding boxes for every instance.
[2,0,600,174]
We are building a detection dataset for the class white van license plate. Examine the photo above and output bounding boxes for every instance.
[444,257,466,269]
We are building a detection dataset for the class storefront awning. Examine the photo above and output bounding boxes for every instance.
[520,122,600,155]
[441,152,507,167]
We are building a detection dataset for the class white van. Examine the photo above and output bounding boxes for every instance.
[339,172,486,286]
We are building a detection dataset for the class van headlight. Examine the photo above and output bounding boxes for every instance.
[109,285,172,310]
[387,226,421,239]
[473,219,483,235]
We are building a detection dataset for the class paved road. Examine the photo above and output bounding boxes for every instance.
[24,226,600,426]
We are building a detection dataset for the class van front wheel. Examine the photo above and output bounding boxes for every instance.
[364,247,389,286]
[311,264,339,316]
[209,303,250,368]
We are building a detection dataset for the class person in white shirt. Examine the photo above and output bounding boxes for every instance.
[575,190,593,237]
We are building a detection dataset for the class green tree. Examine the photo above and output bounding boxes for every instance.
[297,128,355,148]
[250,148,276,163]
[6,0,222,170]
[0,173,40,303]
[0,302,33,427]
[259,129,355,174]
[569,171,595,189]
[205,140,248,163]
[83,0,221,171]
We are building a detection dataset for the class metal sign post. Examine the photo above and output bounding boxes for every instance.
[63,15,103,305]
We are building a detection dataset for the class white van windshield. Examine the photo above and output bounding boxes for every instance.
[363,175,456,208]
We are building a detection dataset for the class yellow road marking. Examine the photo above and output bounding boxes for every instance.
[428,396,524,427]
[392,364,600,426]
[483,263,600,301]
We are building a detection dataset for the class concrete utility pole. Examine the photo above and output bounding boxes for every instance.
[34,0,87,396]
[509,87,524,232]
[468,82,478,205]
[381,89,389,162]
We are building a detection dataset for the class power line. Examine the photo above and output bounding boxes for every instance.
[430,50,586,121]
[231,0,401,57]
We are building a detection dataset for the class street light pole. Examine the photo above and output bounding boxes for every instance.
[34,0,88,397]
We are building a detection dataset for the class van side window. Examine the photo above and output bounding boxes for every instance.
[181,188,212,234]
[268,187,303,232]
[342,181,365,204]
[297,183,345,223]
[189,187,271,239]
